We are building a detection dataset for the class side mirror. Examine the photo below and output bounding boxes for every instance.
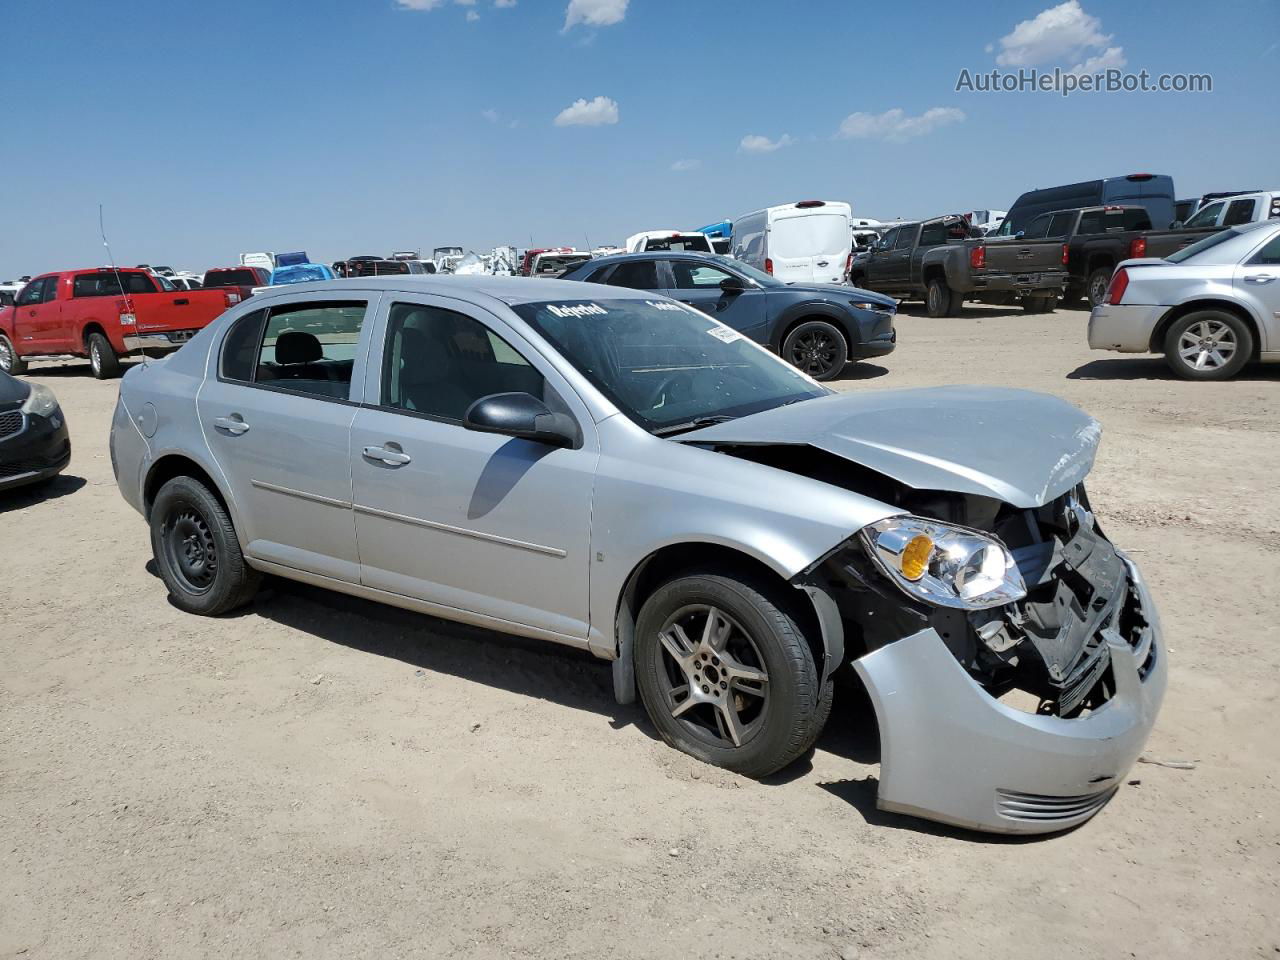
[719,275,747,292]
[1170,220,1183,229]
[1014,230,1026,240]
[464,392,577,448]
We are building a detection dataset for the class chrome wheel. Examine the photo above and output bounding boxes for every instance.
[90,341,102,375]
[655,604,769,748]
[1177,319,1237,372]
[0,338,13,372]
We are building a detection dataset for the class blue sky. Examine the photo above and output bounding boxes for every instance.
[2,0,1276,277]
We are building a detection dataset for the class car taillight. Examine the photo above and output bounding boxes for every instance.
[225,292,241,306]
[1062,243,1069,265]
[764,258,774,275]
[846,253,854,276]
[1129,236,1147,258]
[970,245,986,269]
[1107,268,1129,305]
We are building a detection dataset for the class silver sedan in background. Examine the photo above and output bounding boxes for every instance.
[1088,220,1280,380]
[109,276,1165,834]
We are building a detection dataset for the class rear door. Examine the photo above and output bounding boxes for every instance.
[770,212,850,284]
[196,293,377,582]
[664,260,768,341]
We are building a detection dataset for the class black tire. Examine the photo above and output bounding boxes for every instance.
[925,278,960,317]
[782,320,848,381]
[1162,309,1253,381]
[0,333,27,374]
[87,331,121,379]
[1062,285,1087,308]
[1022,294,1057,314]
[634,571,833,778]
[150,475,261,615]
[1086,267,1113,308]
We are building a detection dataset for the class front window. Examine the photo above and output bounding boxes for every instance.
[707,255,779,287]
[16,279,49,306]
[512,298,826,434]
[1184,201,1223,229]
[671,261,734,289]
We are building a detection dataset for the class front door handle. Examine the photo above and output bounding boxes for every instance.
[363,444,412,466]
[1243,274,1276,284]
[213,415,250,435]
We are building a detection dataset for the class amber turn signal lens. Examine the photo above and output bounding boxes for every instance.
[900,535,933,581]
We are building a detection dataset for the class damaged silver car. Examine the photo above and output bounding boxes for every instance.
[109,276,1165,834]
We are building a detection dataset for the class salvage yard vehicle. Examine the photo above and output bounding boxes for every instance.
[849,214,1066,316]
[731,200,854,285]
[0,369,69,491]
[997,173,1177,237]
[625,231,715,255]
[0,267,241,378]
[528,250,592,278]
[203,267,270,303]
[1088,220,1280,380]
[110,275,1165,835]
[561,251,896,380]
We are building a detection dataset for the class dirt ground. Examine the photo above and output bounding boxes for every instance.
[2,304,1278,959]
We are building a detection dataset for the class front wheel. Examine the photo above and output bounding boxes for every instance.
[1086,267,1114,308]
[782,320,848,381]
[0,333,27,374]
[87,332,121,379]
[150,475,261,615]
[634,572,833,778]
[1162,310,1252,381]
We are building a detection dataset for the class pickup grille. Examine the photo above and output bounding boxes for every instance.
[0,411,23,440]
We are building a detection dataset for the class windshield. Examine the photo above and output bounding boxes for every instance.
[1165,228,1242,264]
[512,298,826,433]
[708,254,782,287]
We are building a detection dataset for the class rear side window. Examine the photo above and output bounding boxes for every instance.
[381,302,545,422]
[1250,234,1280,265]
[72,272,155,297]
[1224,199,1257,227]
[1048,212,1077,235]
[584,265,612,283]
[1023,215,1053,239]
[918,221,949,246]
[606,260,660,290]
[251,301,367,399]
[220,309,267,382]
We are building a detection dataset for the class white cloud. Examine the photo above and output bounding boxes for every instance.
[992,1,1123,71]
[466,9,479,19]
[495,0,517,6]
[563,0,627,30]
[836,107,965,142]
[554,95,619,127]
[670,158,700,172]
[395,0,446,8]
[481,109,499,122]
[738,133,793,154]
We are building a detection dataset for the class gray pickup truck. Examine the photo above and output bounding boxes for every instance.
[849,215,1068,317]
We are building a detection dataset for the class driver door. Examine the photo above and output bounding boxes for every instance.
[349,294,599,642]
[663,260,768,341]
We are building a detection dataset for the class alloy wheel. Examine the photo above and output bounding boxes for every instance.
[655,604,769,749]
[0,339,12,372]
[90,342,102,375]
[788,330,837,377]
[1177,319,1237,372]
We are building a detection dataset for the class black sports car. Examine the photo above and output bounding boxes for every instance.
[0,370,70,491]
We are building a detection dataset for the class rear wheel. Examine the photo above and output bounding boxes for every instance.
[1086,267,1113,308]
[782,320,848,381]
[150,475,261,615]
[925,278,960,317]
[87,332,121,379]
[0,334,27,374]
[634,571,833,778]
[1162,310,1252,381]
[1022,294,1058,313]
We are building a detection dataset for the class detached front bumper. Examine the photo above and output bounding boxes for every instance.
[1088,303,1165,352]
[853,555,1166,834]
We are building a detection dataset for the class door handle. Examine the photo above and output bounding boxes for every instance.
[213,415,250,435]
[1243,274,1276,284]
[173,297,189,305]
[816,260,829,267]
[363,445,412,466]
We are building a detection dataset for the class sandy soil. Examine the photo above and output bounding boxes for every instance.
[2,305,1278,959]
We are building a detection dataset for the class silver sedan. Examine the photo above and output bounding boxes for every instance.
[1088,220,1280,380]
[110,276,1165,834]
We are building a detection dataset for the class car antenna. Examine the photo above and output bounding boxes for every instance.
[99,204,147,366]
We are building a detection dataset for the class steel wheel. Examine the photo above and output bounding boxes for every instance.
[1176,318,1237,372]
[655,603,769,749]
[161,506,219,594]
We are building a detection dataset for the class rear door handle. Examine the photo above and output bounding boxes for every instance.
[213,415,250,435]
[363,445,412,466]
[1243,274,1276,284]
[173,297,189,305]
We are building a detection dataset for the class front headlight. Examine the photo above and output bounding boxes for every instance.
[20,382,60,419]
[849,299,894,314]
[860,516,1026,610]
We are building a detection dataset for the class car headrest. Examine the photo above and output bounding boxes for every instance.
[276,330,322,365]
[398,325,452,385]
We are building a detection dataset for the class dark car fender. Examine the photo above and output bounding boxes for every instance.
[768,298,861,352]
[919,246,964,289]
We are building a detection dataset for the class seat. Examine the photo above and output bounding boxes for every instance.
[396,324,474,420]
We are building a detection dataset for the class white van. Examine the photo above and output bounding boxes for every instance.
[624,231,714,254]
[730,200,853,284]
[239,251,276,273]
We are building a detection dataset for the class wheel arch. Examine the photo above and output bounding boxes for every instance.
[1149,299,1263,359]
[610,540,840,705]
[143,452,237,526]
[81,321,109,353]
[773,302,852,353]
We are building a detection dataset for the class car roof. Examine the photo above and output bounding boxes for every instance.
[581,251,730,268]
[241,274,663,306]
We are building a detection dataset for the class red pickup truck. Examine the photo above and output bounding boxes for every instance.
[0,267,240,378]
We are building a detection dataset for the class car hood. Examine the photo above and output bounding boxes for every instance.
[0,371,29,409]
[679,386,1101,508]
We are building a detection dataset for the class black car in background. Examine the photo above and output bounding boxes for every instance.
[0,370,70,491]
[560,252,897,380]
